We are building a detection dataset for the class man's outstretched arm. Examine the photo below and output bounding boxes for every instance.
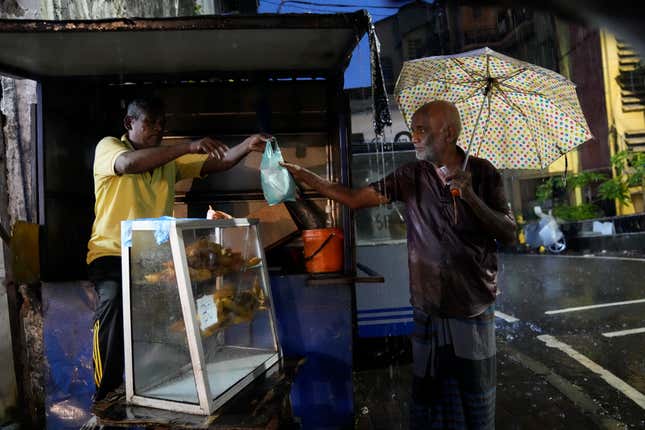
[281,162,388,210]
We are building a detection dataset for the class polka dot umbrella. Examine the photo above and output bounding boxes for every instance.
[395,47,593,170]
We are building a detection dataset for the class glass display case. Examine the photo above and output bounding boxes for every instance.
[121,218,280,415]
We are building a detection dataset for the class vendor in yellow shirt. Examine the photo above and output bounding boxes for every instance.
[87,96,268,403]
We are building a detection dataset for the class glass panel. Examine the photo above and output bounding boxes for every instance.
[351,150,417,244]
[129,230,199,404]
[180,224,278,401]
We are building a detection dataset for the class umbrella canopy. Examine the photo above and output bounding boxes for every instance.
[394,47,593,169]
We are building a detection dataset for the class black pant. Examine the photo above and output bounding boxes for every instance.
[88,256,123,401]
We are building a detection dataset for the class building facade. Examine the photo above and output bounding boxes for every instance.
[600,33,645,213]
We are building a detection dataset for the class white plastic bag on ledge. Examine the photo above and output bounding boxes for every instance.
[593,221,615,236]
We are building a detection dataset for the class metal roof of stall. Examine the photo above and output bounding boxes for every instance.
[0,11,370,79]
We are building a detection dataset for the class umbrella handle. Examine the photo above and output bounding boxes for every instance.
[452,87,484,200]
[449,153,470,197]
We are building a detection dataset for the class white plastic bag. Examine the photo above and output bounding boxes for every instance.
[260,138,297,206]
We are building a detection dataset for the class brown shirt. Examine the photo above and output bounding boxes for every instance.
[370,152,511,318]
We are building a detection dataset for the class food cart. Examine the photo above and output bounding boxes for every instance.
[0,11,388,428]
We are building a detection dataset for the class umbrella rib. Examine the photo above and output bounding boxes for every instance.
[497,68,528,83]
[498,87,592,134]
[501,79,568,96]
[498,80,546,97]
[494,91,545,168]
[399,79,484,97]
[454,82,488,104]
[426,78,485,87]
[451,58,487,80]
[474,95,493,160]
[464,94,489,168]
[499,80,580,112]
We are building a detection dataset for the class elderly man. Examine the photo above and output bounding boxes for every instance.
[87,96,268,403]
[281,100,515,429]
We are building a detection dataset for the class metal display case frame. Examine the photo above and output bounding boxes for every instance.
[121,218,280,415]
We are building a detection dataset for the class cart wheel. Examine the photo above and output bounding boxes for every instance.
[547,237,566,254]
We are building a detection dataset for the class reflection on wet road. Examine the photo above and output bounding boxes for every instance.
[496,254,645,428]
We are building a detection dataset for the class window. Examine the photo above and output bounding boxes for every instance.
[617,40,645,112]
[351,150,417,244]
[624,129,645,151]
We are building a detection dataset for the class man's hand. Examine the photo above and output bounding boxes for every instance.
[188,137,229,160]
[281,161,387,210]
[280,161,314,183]
[447,169,475,201]
[243,134,272,153]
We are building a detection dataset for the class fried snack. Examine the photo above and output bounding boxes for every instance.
[246,256,262,268]
[146,236,266,337]
[180,275,266,337]
[169,319,186,333]
[144,265,213,284]
[190,267,212,282]
[144,266,175,283]
[185,238,222,269]
[144,235,263,284]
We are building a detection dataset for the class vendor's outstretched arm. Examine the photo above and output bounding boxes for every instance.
[115,138,227,175]
[281,162,388,210]
[200,134,270,175]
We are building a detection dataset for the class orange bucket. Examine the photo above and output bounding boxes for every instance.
[302,228,344,273]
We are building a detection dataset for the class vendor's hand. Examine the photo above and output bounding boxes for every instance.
[189,137,229,160]
[243,134,272,153]
[446,169,474,200]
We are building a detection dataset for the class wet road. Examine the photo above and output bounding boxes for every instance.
[354,254,644,429]
[496,254,645,428]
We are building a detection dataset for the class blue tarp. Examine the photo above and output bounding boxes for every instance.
[43,282,96,429]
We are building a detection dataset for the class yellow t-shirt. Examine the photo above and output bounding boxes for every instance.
[87,135,207,264]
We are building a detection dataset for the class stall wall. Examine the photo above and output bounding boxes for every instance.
[355,243,412,337]
[269,274,354,430]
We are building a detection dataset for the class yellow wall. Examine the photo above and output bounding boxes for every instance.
[599,31,645,215]
[550,18,583,206]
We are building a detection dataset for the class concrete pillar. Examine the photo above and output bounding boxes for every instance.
[0,78,37,226]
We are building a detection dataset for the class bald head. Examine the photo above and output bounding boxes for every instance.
[414,100,462,142]
[410,100,463,164]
